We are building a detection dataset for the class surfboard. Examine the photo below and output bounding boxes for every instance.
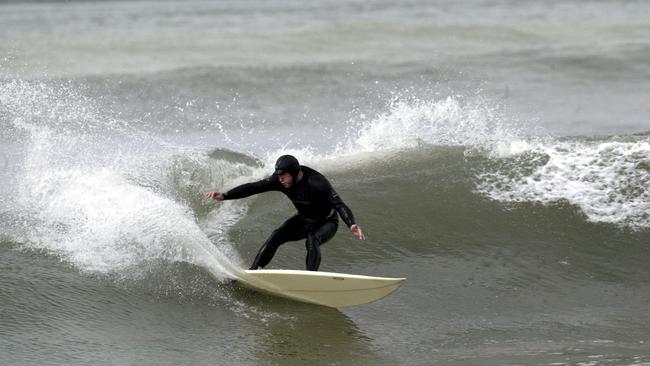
[237,269,406,308]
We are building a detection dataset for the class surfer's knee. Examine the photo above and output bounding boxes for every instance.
[305,232,321,249]
[266,227,290,247]
[313,223,337,245]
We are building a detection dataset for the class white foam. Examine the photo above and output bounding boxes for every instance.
[490,139,540,158]
[478,138,650,229]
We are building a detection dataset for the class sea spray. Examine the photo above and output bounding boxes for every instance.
[337,95,523,155]
[1,79,246,280]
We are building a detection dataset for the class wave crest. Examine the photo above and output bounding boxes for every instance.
[341,95,522,154]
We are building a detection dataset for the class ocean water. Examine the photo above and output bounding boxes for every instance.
[1,1,650,365]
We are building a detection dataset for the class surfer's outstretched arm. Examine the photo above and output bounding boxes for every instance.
[206,177,279,201]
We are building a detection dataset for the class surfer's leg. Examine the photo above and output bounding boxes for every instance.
[305,220,339,271]
[250,215,307,269]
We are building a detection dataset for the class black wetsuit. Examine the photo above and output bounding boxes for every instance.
[223,166,356,271]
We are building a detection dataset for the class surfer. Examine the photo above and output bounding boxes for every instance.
[206,155,365,271]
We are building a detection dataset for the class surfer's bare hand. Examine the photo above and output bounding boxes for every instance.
[205,191,225,201]
[351,224,366,240]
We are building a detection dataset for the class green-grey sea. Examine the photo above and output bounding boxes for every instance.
[2,1,650,365]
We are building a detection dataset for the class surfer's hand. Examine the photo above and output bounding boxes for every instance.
[351,224,366,240]
[205,191,225,201]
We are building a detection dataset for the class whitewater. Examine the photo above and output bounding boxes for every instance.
[2,1,650,365]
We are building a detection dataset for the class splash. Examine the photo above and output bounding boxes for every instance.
[1,79,245,280]
[250,94,524,175]
[339,95,522,154]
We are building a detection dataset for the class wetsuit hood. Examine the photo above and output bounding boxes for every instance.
[274,155,301,183]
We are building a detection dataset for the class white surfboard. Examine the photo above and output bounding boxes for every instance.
[237,269,406,308]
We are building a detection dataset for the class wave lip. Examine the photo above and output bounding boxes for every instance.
[339,95,521,155]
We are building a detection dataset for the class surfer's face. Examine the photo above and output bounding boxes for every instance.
[278,172,293,188]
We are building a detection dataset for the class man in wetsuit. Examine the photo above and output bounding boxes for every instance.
[206,155,365,271]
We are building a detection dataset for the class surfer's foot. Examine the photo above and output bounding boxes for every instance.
[248,265,260,270]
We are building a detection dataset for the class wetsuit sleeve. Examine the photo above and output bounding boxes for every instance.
[317,177,356,228]
[223,177,280,200]
[332,197,356,228]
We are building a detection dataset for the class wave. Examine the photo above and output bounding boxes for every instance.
[1,77,529,287]
[332,94,650,231]
[2,76,649,293]
[6,14,650,78]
